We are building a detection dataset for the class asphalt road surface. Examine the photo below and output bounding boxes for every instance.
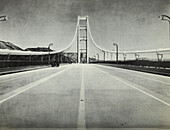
[0,64,170,130]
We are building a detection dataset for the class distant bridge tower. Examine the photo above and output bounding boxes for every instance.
[77,16,89,63]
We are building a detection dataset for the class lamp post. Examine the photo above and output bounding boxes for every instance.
[102,50,105,61]
[0,15,8,21]
[48,43,53,62]
[159,15,170,41]
[113,43,118,64]
[93,55,96,61]
[97,53,99,61]
[110,53,113,61]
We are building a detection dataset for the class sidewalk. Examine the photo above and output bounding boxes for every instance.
[100,63,170,77]
[0,63,69,76]
[0,65,50,76]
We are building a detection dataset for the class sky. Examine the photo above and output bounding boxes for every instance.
[0,0,170,52]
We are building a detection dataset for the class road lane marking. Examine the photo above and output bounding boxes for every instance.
[94,66,170,107]
[94,64,170,85]
[77,65,86,128]
[0,66,72,104]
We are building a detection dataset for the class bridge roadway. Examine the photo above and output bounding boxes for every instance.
[0,64,170,130]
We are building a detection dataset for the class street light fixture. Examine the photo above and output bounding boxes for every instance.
[48,43,53,62]
[159,15,170,21]
[0,15,8,21]
[159,15,170,41]
[113,43,118,64]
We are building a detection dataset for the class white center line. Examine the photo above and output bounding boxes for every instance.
[77,65,86,128]
[94,66,170,107]
[0,67,71,104]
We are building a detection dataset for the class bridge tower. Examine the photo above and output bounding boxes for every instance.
[77,16,89,63]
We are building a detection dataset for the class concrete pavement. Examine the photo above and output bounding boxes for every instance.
[0,66,50,76]
[0,64,170,130]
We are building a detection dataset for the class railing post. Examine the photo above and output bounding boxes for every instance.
[97,53,99,61]
[113,43,118,64]
[60,53,62,63]
[110,53,113,61]
[156,51,163,61]
[135,53,139,60]
[29,55,32,62]
[135,53,139,66]
[123,53,127,61]
[7,53,10,61]
[156,51,163,68]
[41,55,44,62]
[102,50,105,62]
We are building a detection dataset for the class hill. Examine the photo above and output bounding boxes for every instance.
[25,47,53,52]
[0,41,23,50]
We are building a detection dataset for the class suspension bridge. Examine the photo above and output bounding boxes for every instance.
[1,15,170,66]
[0,16,170,129]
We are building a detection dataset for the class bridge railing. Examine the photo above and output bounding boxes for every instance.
[90,60,170,69]
[0,60,49,68]
[0,52,78,68]
[0,54,60,68]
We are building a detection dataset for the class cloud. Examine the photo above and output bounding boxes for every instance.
[0,0,170,51]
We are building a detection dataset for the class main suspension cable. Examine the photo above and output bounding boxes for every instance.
[87,17,170,54]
